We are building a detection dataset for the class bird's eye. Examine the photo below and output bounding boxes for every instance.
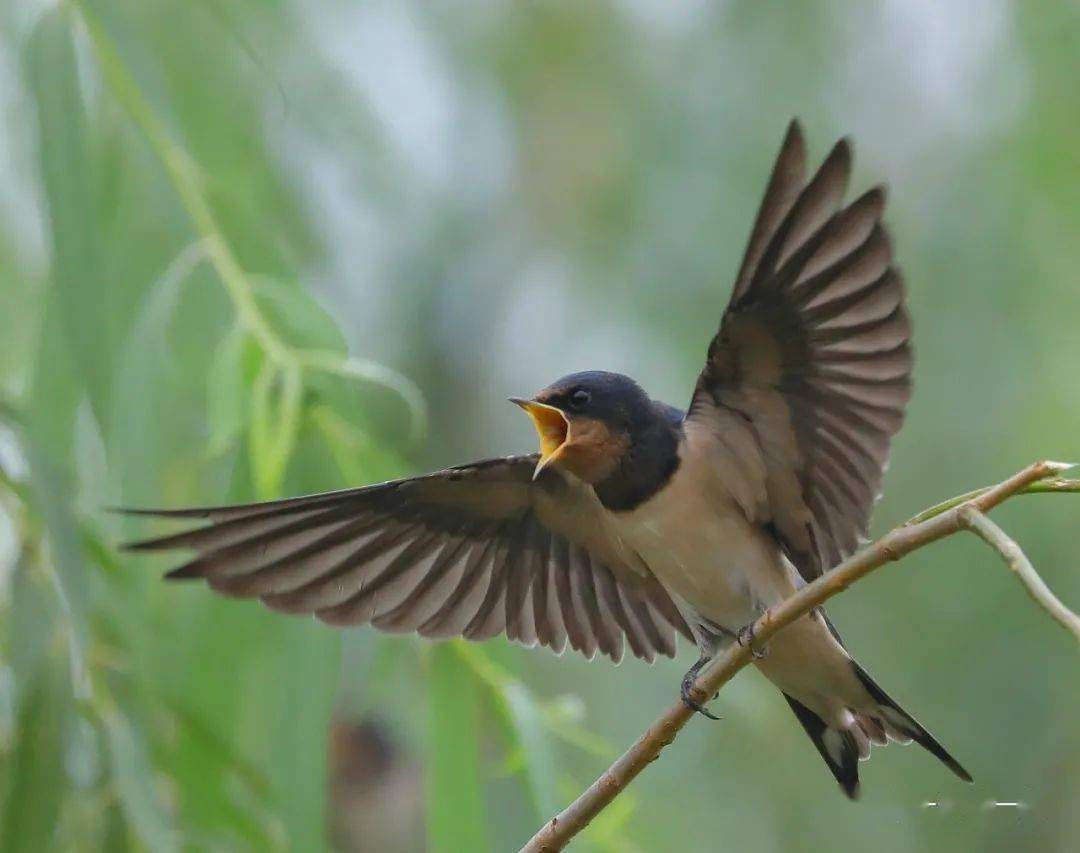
[569,389,591,409]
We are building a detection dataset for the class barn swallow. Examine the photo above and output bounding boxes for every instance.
[124,121,971,798]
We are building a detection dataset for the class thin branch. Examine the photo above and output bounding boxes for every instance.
[958,506,1080,642]
[905,471,1080,525]
[521,460,1079,852]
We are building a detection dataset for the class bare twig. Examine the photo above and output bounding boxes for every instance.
[521,461,1080,852]
[959,506,1080,642]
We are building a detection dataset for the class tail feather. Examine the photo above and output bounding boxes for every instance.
[783,662,972,800]
[783,693,863,799]
[851,662,973,783]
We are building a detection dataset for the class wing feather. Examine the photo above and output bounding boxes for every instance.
[689,121,912,580]
[123,456,691,662]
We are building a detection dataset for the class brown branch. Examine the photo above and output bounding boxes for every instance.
[958,506,1080,642]
[520,461,1080,852]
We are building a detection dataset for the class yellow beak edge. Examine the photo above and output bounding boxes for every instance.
[509,398,570,480]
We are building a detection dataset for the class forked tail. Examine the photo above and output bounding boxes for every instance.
[784,661,972,800]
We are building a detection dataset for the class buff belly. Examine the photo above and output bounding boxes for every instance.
[608,457,794,645]
[606,456,870,726]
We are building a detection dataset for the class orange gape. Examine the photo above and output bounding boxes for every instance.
[555,416,630,485]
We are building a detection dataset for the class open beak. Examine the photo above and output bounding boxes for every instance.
[509,397,570,480]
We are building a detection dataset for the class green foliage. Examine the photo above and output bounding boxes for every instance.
[425,644,486,853]
[0,5,602,850]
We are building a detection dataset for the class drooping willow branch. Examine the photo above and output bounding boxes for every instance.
[521,460,1080,852]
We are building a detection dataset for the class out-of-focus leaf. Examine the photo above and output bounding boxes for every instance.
[111,241,207,502]
[0,655,69,853]
[23,441,90,700]
[301,351,428,448]
[9,291,91,707]
[66,713,102,791]
[427,642,487,853]
[0,235,41,399]
[23,286,81,473]
[164,697,274,804]
[26,7,113,432]
[101,801,133,853]
[100,705,178,852]
[250,276,347,354]
[310,403,411,485]
[500,683,560,823]
[158,581,337,850]
[541,695,613,760]
[248,362,302,499]
[160,691,284,850]
[6,559,56,700]
[309,403,371,483]
[206,325,260,457]
[343,634,419,718]
[456,644,561,823]
[260,621,340,852]
[0,665,13,748]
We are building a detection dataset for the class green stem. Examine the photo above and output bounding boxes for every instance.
[297,350,427,445]
[76,6,290,364]
[905,474,1080,525]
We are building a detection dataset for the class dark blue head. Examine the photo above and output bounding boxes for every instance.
[533,371,652,430]
[511,371,681,509]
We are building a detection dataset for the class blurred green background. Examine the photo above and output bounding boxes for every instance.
[1,1,1078,850]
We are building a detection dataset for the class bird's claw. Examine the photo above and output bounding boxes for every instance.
[680,656,720,720]
[737,622,769,659]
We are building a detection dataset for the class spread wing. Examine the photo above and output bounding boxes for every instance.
[687,120,912,581]
[122,456,691,663]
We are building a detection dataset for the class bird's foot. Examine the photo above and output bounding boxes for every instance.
[680,655,720,720]
[737,622,770,659]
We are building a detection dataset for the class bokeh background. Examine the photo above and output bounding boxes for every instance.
[1,1,1078,851]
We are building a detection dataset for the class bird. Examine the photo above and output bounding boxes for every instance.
[123,120,971,799]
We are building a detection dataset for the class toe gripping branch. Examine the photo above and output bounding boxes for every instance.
[680,621,770,719]
[680,655,720,720]
[736,622,770,659]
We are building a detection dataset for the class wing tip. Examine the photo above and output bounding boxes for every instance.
[784,117,805,146]
[823,135,854,181]
[865,182,888,207]
[119,529,205,553]
[108,506,213,519]
[779,117,808,170]
[119,536,172,553]
[165,562,205,581]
